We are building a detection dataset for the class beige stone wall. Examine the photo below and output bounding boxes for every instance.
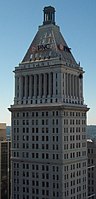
[0,123,6,141]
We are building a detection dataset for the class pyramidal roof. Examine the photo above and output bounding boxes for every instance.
[22,6,78,67]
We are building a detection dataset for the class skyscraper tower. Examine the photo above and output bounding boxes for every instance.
[9,6,89,199]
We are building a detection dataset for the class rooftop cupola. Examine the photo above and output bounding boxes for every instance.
[43,6,55,25]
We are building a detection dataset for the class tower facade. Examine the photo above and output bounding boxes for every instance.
[9,6,89,199]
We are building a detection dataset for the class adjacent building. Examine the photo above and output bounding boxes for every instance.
[0,140,11,199]
[86,125,96,139]
[6,126,11,141]
[87,140,96,199]
[0,123,6,141]
[9,6,89,199]
[0,124,11,198]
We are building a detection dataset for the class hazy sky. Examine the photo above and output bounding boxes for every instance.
[0,0,96,125]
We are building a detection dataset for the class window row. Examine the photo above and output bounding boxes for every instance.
[64,151,87,159]
[13,111,59,118]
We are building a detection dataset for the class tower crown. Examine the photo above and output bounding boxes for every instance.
[43,6,55,25]
[22,6,79,68]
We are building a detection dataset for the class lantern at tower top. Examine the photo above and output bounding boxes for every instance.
[43,6,56,25]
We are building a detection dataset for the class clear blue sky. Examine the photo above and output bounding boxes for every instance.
[0,0,96,125]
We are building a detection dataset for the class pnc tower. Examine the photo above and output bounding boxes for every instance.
[9,6,89,199]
